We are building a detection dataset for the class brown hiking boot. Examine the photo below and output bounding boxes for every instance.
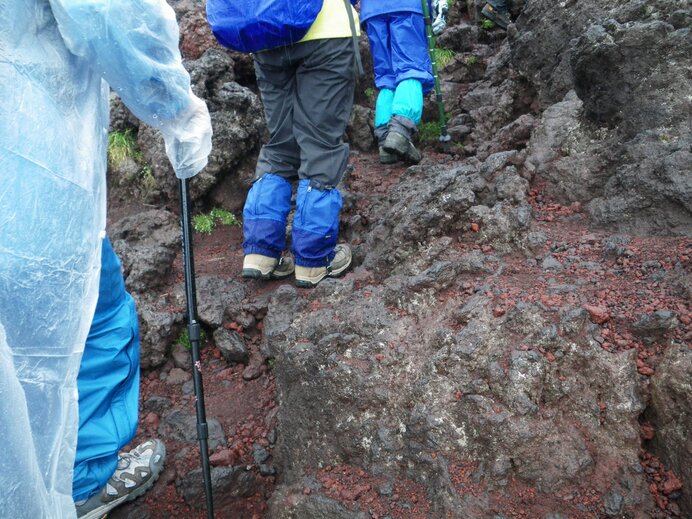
[242,254,295,280]
[295,244,352,288]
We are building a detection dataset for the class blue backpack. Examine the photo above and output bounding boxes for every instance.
[206,0,325,53]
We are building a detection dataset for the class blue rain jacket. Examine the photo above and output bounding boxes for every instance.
[73,238,140,501]
[0,1,198,516]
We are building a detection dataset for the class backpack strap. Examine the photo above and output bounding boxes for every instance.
[343,0,364,76]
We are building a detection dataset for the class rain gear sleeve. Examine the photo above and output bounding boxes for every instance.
[0,1,211,517]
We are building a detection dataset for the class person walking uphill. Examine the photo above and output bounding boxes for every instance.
[0,1,212,517]
[207,0,360,288]
[360,0,446,165]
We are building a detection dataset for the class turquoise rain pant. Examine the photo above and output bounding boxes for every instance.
[375,79,424,127]
[73,237,140,501]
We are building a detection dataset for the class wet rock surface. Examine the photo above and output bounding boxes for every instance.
[105,1,690,518]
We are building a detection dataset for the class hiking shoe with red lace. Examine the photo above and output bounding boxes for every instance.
[75,439,166,519]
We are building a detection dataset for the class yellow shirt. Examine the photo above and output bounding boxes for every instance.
[301,0,361,42]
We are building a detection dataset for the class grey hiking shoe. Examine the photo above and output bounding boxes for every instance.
[382,131,422,164]
[295,244,352,288]
[75,439,166,519]
[481,3,510,29]
[379,146,398,164]
[242,254,295,280]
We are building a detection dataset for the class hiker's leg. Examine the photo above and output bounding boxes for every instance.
[387,12,432,148]
[243,50,300,259]
[242,174,292,258]
[291,179,342,268]
[290,38,354,266]
[253,49,301,182]
[73,237,140,502]
[375,88,395,138]
[389,11,433,105]
[293,37,354,188]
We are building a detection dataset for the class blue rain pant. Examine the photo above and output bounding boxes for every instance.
[73,237,140,501]
[365,12,433,143]
[243,37,354,267]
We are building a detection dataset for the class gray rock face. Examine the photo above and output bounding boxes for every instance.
[517,2,692,234]
[266,284,654,516]
[649,345,691,512]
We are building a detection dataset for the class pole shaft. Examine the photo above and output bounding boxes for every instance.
[179,178,215,519]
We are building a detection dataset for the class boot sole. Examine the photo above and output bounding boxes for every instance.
[242,268,293,280]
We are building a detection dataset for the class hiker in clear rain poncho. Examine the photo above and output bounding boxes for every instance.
[207,0,360,288]
[0,1,212,517]
[360,0,447,165]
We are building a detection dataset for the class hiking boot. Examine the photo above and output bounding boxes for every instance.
[75,439,166,519]
[382,131,422,164]
[379,146,398,165]
[481,3,510,30]
[242,254,295,280]
[295,244,352,288]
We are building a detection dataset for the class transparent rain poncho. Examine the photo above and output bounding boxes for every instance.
[0,1,211,517]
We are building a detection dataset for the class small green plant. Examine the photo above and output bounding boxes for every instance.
[418,121,441,143]
[364,87,377,103]
[192,213,215,235]
[192,207,241,235]
[108,129,142,167]
[176,327,207,350]
[210,207,240,227]
[433,47,456,68]
[466,55,479,66]
[481,19,496,30]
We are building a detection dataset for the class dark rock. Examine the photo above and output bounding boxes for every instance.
[179,466,257,510]
[268,487,370,519]
[648,345,692,513]
[159,409,227,449]
[110,209,180,293]
[213,328,249,365]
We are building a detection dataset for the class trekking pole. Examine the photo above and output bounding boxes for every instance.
[178,177,215,519]
[421,0,452,152]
